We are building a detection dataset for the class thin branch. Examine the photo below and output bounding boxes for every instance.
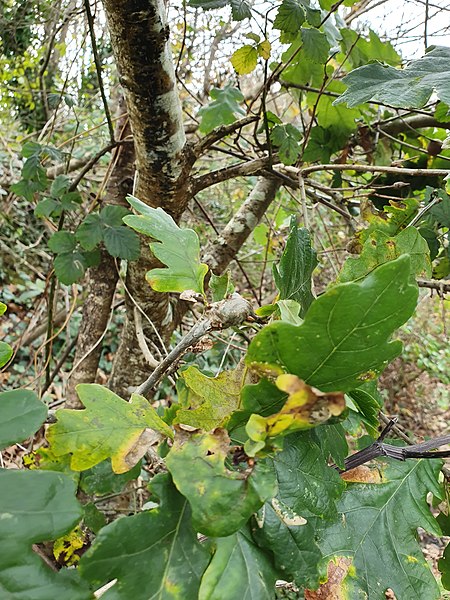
[135,294,252,397]
[83,0,115,142]
[190,156,273,195]
[283,163,450,178]
[68,141,126,192]
[192,115,259,156]
[417,279,450,293]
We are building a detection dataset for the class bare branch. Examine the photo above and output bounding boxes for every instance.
[417,279,450,293]
[190,156,273,195]
[282,163,450,178]
[192,115,259,157]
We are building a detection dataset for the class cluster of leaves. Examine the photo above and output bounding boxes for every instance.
[10,141,140,285]
[2,199,449,598]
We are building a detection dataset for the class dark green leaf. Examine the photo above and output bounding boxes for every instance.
[50,175,70,198]
[272,432,344,520]
[54,251,86,285]
[274,0,306,34]
[83,502,106,534]
[273,217,318,317]
[48,231,77,254]
[21,141,42,158]
[434,101,450,122]
[347,386,381,436]
[76,214,104,251]
[101,205,130,227]
[313,423,348,469]
[0,469,90,600]
[0,390,47,449]
[80,459,142,496]
[166,430,276,536]
[34,198,60,218]
[199,526,278,600]
[11,179,39,202]
[302,126,334,163]
[22,155,42,180]
[246,256,418,392]
[335,46,450,108]
[301,28,330,64]
[317,459,442,600]
[197,84,245,134]
[271,123,302,165]
[429,189,450,227]
[104,226,140,260]
[210,271,233,301]
[252,501,321,589]
[80,473,209,599]
[230,0,251,20]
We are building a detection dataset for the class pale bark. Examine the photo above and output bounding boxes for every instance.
[204,177,281,274]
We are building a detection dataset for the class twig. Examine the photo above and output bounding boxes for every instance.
[83,0,114,142]
[417,279,450,293]
[283,164,450,178]
[190,156,273,194]
[192,116,259,156]
[135,294,252,397]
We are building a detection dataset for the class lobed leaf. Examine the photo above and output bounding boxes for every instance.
[197,84,245,134]
[317,459,443,599]
[47,385,173,474]
[335,46,450,108]
[125,196,209,294]
[246,256,418,392]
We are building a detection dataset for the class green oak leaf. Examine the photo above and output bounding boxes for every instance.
[273,217,318,317]
[124,196,209,294]
[199,526,278,600]
[246,256,418,392]
[80,473,209,600]
[166,429,277,536]
[0,389,47,449]
[347,382,383,437]
[0,469,90,600]
[335,46,450,108]
[197,84,245,134]
[252,500,321,589]
[231,44,258,74]
[272,432,344,520]
[338,227,431,283]
[317,459,443,600]
[210,270,233,301]
[47,385,173,474]
[174,364,248,431]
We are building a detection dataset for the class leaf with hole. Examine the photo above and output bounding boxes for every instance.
[317,459,442,599]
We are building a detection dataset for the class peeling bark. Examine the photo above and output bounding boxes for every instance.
[204,177,281,274]
[66,103,135,408]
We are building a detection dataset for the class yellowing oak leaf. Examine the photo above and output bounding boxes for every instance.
[174,363,249,431]
[245,375,345,454]
[231,44,258,74]
[47,385,173,474]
